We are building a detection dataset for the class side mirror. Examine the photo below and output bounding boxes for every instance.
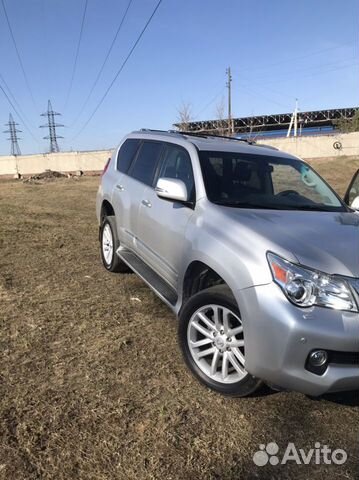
[351,196,359,210]
[155,177,188,202]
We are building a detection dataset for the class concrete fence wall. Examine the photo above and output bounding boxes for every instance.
[0,149,111,177]
[0,132,358,177]
[257,131,359,159]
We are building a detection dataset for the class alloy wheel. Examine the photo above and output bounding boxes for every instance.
[187,304,248,384]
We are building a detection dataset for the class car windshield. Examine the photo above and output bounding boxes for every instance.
[198,150,346,211]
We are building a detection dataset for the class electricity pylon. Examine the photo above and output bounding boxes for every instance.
[40,100,64,152]
[4,113,21,156]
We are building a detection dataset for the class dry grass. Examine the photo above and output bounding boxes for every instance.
[308,155,359,197]
[0,158,358,480]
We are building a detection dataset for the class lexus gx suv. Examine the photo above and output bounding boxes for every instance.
[96,129,359,397]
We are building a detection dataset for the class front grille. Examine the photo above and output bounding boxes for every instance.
[329,351,359,365]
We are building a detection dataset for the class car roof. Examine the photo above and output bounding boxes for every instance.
[129,129,297,160]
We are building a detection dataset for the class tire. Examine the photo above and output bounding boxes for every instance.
[100,216,130,273]
[178,285,262,397]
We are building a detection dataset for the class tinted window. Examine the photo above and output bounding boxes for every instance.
[158,145,195,201]
[199,151,344,211]
[129,141,163,186]
[117,139,140,172]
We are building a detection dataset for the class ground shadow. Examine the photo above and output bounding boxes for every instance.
[308,390,359,407]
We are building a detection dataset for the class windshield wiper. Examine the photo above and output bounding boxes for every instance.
[215,201,287,210]
[215,201,340,212]
[293,204,340,212]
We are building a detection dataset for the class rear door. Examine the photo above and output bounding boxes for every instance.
[111,138,143,247]
[344,169,359,208]
[122,140,164,251]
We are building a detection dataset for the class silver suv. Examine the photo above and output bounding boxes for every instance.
[96,130,359,397]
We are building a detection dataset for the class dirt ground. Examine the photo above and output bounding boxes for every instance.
[0,157,358,480]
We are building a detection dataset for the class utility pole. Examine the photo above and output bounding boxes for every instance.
[40,100,64,152]
[226,67,233,135]
[287,99,299,137]
[294,98,298,137]
[4,113,21,156]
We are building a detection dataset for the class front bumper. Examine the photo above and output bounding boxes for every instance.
[235,282,359,396]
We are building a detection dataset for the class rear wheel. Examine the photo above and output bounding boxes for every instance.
[100,216,129,273]
[179,285,262,397]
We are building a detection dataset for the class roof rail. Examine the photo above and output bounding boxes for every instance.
[167,130,208,139]
[253,143,278,151]
[139,128,168,133]
[169,130,253,143]
[137,129,278,149]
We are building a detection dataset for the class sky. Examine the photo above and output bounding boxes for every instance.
[0,0,358,155]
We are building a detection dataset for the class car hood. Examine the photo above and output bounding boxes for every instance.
[222,208,359,278]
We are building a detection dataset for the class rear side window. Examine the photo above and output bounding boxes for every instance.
[117,139,140,172]
[129,141,163,186]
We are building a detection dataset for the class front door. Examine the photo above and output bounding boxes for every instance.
[136,144,196,287]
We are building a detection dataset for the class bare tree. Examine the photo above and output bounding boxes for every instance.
[334,110,359,133]
[176,102,192,131]
[215,97,227,136]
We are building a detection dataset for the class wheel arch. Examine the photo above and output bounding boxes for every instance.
[100,199,115,220]
[181,260,237,308]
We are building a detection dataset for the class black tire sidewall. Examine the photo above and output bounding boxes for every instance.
[100,216,120,272]
[178,286,262,397]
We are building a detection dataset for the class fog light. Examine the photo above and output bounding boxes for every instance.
[309,350,328,367]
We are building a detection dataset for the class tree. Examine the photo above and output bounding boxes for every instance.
[214,97,227,136]
[334,110,359,133]
[176,102,192,131]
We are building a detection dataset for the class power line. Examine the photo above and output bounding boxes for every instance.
[70,0,163,142]
[242,56,357,85]
[238,41,356,74]
[194,86,226,119]
[71,0,134,126]
[64,0,89,109]
[247,60,359,87]
[239,82,292,111]
[1,0,37,109]
[0,80,39,144]
[0,71,34,127]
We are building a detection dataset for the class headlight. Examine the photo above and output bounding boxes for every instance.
[267,252,358,312]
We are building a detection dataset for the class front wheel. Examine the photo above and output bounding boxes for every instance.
[178,285,262,397]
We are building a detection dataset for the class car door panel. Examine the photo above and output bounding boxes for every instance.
[112,175,147,250]
[114,140,164,255]
[137,187,194,287]
[110,138,144,250]
[135,144,196,287]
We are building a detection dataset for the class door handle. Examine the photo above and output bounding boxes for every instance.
[116,184,125,191]
[141,199,152,208]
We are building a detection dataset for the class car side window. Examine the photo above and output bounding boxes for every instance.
[116,139,140,173]
[128,141,163,186]
[347,170,359,205]
[158,145,195,201]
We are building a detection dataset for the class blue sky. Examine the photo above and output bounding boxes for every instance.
[0,0,358,155]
